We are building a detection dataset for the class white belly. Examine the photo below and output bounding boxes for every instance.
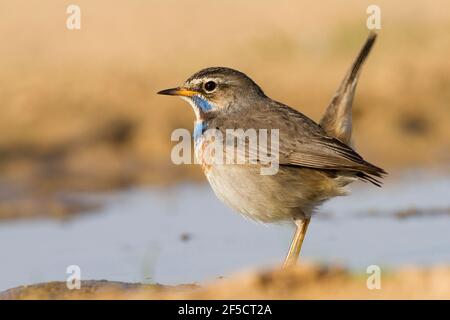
[195,137,350,223]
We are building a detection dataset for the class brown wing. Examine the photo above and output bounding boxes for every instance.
[207,98,386,185]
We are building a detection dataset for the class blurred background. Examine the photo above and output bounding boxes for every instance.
[0,0,449,295]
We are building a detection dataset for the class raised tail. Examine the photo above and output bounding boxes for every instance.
[320,32,377,145]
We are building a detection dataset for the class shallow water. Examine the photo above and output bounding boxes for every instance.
[0,171,449,291]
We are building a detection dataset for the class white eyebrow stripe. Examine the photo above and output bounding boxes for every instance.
[188,78,222,86]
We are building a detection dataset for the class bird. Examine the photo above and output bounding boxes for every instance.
[158,32,386,267]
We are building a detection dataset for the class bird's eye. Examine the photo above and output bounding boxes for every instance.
[203,81,217,93]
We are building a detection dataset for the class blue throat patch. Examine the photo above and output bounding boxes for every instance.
[192,95,213,112]
[193,121,207,141]
[191,96,212,141]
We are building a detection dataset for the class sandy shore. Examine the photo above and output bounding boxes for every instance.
[2,264,450,299]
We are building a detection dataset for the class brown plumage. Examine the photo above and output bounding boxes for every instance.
[157,32,385,266]
[320,32,378,145]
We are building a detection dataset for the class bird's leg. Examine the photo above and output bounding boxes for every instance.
[283,217,311,268]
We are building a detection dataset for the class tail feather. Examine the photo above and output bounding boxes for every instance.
[320,32,377,145]
[356,171,383,187]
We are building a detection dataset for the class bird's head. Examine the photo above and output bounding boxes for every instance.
[157,67,265,119]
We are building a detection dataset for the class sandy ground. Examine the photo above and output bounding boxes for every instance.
[2,264,450,299]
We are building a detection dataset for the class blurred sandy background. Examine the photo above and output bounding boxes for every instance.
[0,0,449,219]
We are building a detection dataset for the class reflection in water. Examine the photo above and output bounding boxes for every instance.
[0,171,449,291]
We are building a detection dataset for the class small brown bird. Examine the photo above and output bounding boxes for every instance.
[158,32,386,267]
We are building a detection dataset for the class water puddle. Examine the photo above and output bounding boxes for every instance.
[0,171,449,291]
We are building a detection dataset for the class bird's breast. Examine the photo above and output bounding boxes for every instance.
[194,138,212,174]
[194,121,214,174]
